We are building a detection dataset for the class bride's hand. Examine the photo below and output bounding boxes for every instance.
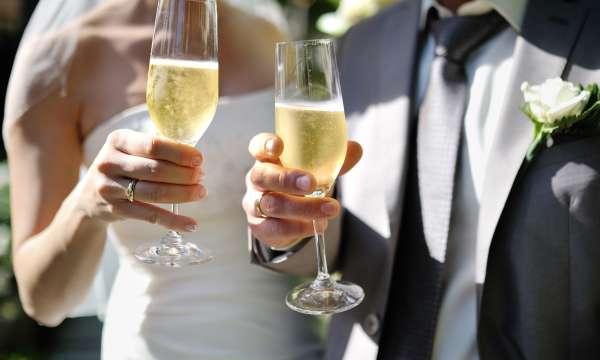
[78,129,206,232]
[243,133,362,249]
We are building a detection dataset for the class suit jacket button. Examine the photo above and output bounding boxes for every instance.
[363,313,381,336]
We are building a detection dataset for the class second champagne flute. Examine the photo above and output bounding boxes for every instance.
[135,0,218,267]
[275,39,365,315]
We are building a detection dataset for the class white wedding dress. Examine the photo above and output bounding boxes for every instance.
[81,89,322,360]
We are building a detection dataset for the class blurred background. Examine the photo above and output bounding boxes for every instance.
[0,0,396,358]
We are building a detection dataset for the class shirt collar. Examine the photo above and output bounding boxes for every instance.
[420,0,494,28]
[420,0,528,31]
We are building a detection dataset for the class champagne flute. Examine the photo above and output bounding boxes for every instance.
[135,0,218,267]
[276,39,364,314]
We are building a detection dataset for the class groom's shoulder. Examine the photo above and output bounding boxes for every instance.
[343,0,416,40]
[338,0,418,60]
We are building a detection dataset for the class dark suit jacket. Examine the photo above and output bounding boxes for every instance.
[251,0,600,358]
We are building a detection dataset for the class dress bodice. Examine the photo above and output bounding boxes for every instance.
[81,90,322,360]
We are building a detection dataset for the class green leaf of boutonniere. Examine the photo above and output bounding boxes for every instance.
[521,79,600,162]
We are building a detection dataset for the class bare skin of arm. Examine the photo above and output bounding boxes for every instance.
[8,92,104,327]
[7,91,204,326]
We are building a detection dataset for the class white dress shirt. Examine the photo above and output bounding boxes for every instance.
[417,1,519,359]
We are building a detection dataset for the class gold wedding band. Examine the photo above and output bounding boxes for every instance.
[255,193,269,218]
[126,179,139,203]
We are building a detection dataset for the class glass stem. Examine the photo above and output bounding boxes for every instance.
[162,203,182,247]
[313,218,334,289]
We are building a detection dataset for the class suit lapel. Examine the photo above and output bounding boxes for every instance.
[476,0,587,283]
[340,0,421,245]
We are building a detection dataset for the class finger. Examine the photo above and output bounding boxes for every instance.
[100,177,207,204]
[250,162,316,195]
[107,129,203,167]
[248,218,316,249]
[131,180,207,204]
[254,192,340,221]
[99,152,203,185]
[113,200,199,233]
[339,141,363,176]
[248,133,283,164]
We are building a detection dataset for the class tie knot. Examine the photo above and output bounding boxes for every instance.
[429,10,507,65]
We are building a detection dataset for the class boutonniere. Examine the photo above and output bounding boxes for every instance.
[521,78,600,161]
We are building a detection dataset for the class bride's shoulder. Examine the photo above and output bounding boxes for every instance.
[75,0,153,54]
[5,0,151,130]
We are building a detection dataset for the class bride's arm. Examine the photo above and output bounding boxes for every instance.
[6,92,106,327]
[6,90,207,327]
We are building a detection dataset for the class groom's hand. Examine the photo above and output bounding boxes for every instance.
[243,133,362,249]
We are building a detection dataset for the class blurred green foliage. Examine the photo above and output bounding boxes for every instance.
[0,184,11,272]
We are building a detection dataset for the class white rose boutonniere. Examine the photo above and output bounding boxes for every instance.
[521,78,600,161]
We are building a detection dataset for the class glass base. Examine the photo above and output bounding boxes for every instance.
[134,232,213,267]
[286,279,364,315]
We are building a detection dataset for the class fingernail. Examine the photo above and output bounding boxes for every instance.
[265,138,276,155]
[321,202,338,216]
[185,224,199,232]
[197,186,207,197]
[191,157,202,167]
[295,176,312,192]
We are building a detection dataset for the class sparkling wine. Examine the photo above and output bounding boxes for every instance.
[147,58,218,144]
[275,102,347,194]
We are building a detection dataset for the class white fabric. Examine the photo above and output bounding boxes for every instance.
[68,223,119,318]
[416,1,519,359]
[419,0,527,30]
[343,324,378,360]
[3,0,104,130]
[81,90,322,359]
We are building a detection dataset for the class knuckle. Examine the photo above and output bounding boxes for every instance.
[95,158,117,174]
[250,166,265,186]
[145,160,161,177]
[107,129,126,147]
[277,169,287,189]
[189,186,202,201]
[104,202,119,217]
[300,201,318,218]
[110,202,124,216]
[190,167,202,183]
[150,185,167,203]
[95,177,114,199]
[249,223,261,235]
[263,218,287,236]
[261,193,283,215]
[250,223,272,243]
[292,221,313,237]
[280,169,298,190]
[146,137,162,157]
[194,151,204,164]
